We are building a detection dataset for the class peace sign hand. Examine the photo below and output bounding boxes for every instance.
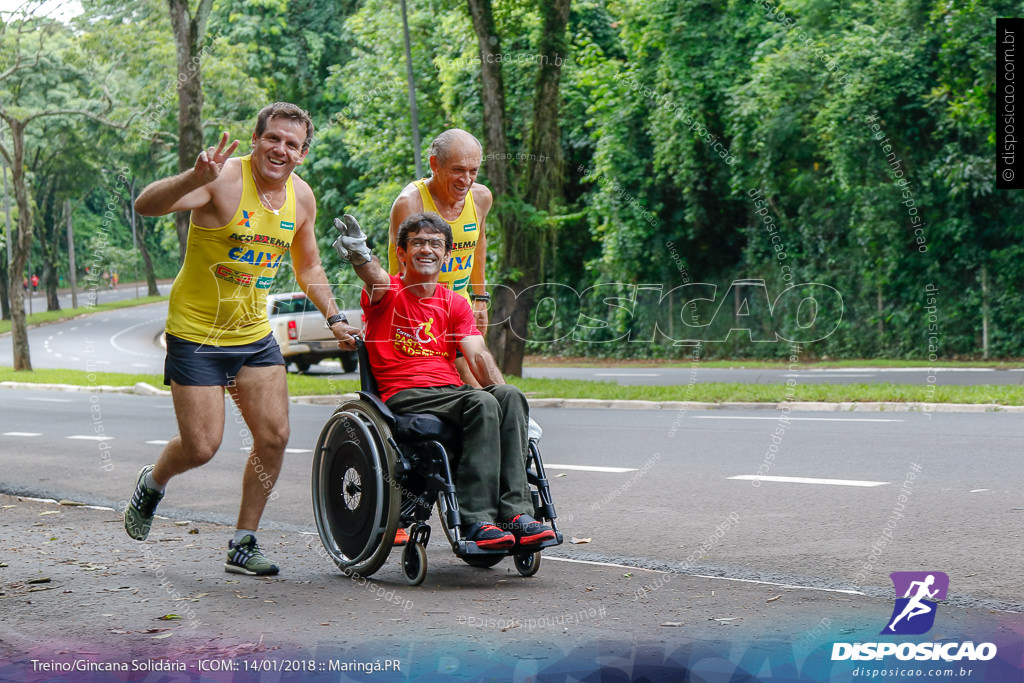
[193,132,239,185]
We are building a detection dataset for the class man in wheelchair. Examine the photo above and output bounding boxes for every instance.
[333,212,556,550]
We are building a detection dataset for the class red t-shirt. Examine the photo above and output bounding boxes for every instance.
[361,275,480,401]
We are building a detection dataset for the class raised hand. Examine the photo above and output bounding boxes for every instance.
[193,132,239,185]
[332,215,373,266]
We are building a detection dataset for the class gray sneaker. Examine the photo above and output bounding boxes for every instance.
[225,535,280,576]
[124,465,164,541]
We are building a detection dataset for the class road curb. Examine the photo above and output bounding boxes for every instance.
[1,381,1021,412]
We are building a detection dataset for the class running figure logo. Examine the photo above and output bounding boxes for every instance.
[881,571,949,635]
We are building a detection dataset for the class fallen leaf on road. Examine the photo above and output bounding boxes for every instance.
[554,473,567,478]
[81,565,107,571]
[150,632,173,639]
[622,573,632,578]
[660,622,685,627]
[27,577,51,584]
[569,537,591,544]
[38,511,60,516]
[157,614,182,621]
[188,529,199,534]
[766,595,782,603]
[174,521,190,526]
[710,617,739,622]
[0,563,7,568]
[141,628,169,634]
[58,500,87,506]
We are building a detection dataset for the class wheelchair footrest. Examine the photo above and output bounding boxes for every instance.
[452,540,510,557]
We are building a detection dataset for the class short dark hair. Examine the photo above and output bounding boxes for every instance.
[397,212,453,253]
[254,102,314,151]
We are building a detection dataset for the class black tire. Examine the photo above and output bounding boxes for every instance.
[514,551,541,577]
[402,542,428,585]
[341,353,358,374]
[462,554,504,569]
[295,360,311,373]
[311,399,400,578]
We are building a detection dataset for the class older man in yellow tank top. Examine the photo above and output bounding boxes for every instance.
[123,103,358,576]
[389,129,493,389]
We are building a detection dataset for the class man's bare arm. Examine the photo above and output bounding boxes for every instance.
[388,188,422,275]
[458,335,504,387]
[135,133,239,216]
[289,184,358,346]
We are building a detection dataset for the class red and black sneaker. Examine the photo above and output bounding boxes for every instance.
[503,513,556,546]
[465,521,515,550]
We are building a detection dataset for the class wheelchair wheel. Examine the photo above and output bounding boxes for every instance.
[514,551,541,577]
[402,542,428,585]
[312,399,400,578]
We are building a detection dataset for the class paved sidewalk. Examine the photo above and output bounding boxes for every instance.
[1,494,1020,682]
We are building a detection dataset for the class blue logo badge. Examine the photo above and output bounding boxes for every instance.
[881,571,949,635]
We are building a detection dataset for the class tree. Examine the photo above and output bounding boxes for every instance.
[167,0,215,264]
[0,11,124,369]
[467,0,572,375]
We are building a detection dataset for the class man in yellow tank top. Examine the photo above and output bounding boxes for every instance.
[389,129,493,388]
[122,103,358,576]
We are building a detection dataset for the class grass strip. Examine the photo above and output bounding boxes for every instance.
[1,367,1021,405]
[0,295,169,335]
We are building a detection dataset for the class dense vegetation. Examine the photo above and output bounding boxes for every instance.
[2,0,1019,367]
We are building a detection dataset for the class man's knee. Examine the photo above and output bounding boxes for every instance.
[487,384,528,414]
[254,421,289,455]
[179,434,221,466]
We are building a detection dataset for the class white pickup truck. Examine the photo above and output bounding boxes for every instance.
[267,292,363,373]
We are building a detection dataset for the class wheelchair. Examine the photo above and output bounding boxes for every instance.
[311,339,563,586]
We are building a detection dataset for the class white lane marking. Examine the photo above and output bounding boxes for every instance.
[729,474,889,487]
[544,464,638,473]
[3,432,42,437]
[27,398,72,403]
[109,317,166,358]
[593,372,662,377]
[787,373,875,378]
[146,440,170,445]
[692,415,903,423]
[131,363,150,367]
[544,557,865,595]
[237,447,312,454]
[970,489,989,493]
[66,435,115,441]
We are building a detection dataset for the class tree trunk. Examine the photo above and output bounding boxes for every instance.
[137,217,160,296]
[6,118,32,370]
[168,0,213,265]
[42,199,61,312]
[0,252,9,320]
[467,0,571,376]
[467,0,520,372]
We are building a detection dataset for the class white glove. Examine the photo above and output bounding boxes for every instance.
[332,214,373,266]
[528,417,543,443]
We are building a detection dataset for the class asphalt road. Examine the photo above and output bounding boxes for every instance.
[3,300,1020,385]
[2,388,1020,613]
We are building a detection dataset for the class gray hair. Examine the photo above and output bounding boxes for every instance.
[427,129,483,166]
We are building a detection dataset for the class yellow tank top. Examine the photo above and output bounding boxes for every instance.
[166,155,296,346]
[388,179,479,301]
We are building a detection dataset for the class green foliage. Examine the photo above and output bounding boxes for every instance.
[10,0,1021,360]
